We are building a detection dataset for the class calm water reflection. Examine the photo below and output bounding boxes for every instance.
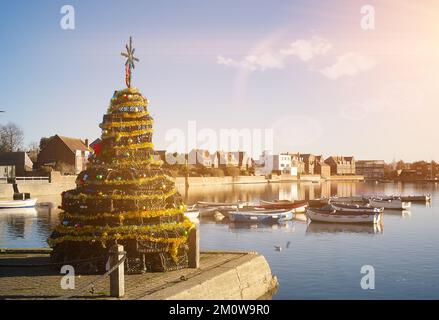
[1,181,439,299]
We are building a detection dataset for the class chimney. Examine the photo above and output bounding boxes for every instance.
[85,139,89,148]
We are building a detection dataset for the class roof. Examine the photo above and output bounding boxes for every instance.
[325,156,355,163]
[0,152,33,167]
[57,135,91,152]
[89,138,101,148]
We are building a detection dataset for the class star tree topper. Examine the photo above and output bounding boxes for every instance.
[121,36,139,88]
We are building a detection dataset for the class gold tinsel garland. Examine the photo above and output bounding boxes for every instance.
[49,218,194,257]
[48,233,188,257]
[64,188,177,201]
[59,206,186,222]
[110,100,147,110]
[83,174,174,186]
[54,219,193,236]
[113,141,154,150]
[102,128,153,139]
[100,119,153,129]
[87,158,164,170]
[114,111,149,118]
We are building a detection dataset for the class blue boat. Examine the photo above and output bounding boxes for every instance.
[229,208,293,223]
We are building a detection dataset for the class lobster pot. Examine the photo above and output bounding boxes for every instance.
[135,229,180,254]
[125,254,147,274]
[124,251,188,274]
[49,241,108,274]
[145,250,188,272]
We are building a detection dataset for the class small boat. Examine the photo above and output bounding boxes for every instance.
[308,198,331,208]
[229,208,293,223]
[330,203,383,213]
[0,198,37,209]
[197,201,241,207]
[330,195,366,203]
[399,194,431,202]
[199,205,241,218]
[196,201,245,218]
[259,200,308,212]
[369,198,411,210]
[305,205,383,224]
[184,205,200,220]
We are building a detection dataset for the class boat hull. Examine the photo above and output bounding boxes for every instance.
[369,199,411,210]
[306,208,382,224]
[0,198,37,209]
[331,203,383,213]
[259,200,308,212]
[229,209,293,223]
[399,195,431,202]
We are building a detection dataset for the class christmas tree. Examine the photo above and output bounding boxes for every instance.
[48,37,194,273]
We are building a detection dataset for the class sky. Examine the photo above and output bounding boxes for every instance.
[1,0,439,162]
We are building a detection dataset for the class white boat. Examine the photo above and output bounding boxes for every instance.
[196,201,245,217]
[0,198,37,209]
[229,208,294,223]
[331,203,383,213]
[306,207,382,224]
[369,198,411,210]
[184,207,200,220]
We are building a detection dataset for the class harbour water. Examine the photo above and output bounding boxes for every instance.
[1,181,439,299]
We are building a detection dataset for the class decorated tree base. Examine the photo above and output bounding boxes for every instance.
[48,45,195,274]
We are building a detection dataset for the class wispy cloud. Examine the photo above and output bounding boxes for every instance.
[217,36,331,72]
[280,36,331,61]
[217,52,285,71]
[218,38,375,80]
[320,52,375,80]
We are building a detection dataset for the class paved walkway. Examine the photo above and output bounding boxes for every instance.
[0,250,276,300]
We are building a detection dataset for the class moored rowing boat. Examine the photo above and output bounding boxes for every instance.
[305,206,382,224]
[330,202,383,213]
[229,208,293,223]
[369,198,411,210]
[259,200,307,212]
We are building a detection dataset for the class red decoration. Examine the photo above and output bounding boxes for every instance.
[92,141,102,155]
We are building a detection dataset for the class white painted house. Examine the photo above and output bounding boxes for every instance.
[258,152,297,176]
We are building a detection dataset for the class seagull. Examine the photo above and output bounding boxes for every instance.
[274,245,282,251]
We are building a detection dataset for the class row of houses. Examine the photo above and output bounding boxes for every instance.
[159,149,385,179]
[156,149,253,170]
[0,134,386,180]
[258,153,359,178]
[263,154,385,179]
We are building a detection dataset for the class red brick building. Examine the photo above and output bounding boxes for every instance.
[37,135,91,175]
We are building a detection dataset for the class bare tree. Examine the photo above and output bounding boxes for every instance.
[0,122,24,152]
[27,141,39,152]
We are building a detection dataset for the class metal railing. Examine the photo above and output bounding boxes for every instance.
[15,176,50,181]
